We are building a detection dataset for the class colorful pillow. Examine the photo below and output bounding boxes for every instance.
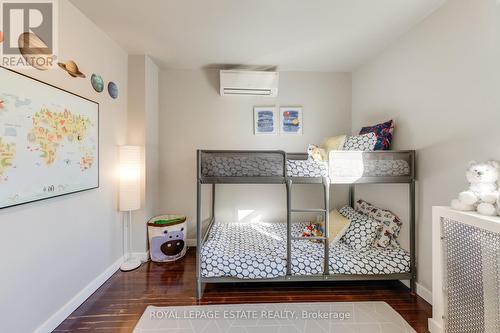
[355,199,402,248]
[359,120,394,150]
[341,132,377,151]
[323,135,346,152]
[339,206,381,251]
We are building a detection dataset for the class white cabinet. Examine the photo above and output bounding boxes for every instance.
[430,207,500,333]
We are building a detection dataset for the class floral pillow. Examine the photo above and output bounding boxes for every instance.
[338,206,381,251]
[359,120,394,150]
[341,132,377,151]
[355,199,402,248]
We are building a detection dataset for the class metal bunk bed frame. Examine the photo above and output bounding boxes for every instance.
[196,149,416,300]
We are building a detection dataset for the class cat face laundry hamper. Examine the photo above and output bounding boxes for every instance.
[148,215,187,262]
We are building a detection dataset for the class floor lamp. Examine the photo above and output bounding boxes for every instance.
[119,145,142,272]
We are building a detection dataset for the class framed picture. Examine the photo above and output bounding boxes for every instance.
[254,106,278,135]
[0,66,99,209]
[280,106,303,135]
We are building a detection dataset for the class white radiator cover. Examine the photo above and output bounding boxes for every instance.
[430,207,500,333]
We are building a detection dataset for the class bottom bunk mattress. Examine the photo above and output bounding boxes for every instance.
[201,221,410,279]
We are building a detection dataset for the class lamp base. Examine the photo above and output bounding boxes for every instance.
[120,257,142,272]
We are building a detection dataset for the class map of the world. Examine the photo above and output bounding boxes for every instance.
[0,67,98,209]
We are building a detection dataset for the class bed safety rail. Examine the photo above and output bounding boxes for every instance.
[198,150,287,184]
[329,150,415,184]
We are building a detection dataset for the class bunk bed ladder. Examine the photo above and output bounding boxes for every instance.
[286,177,330,278]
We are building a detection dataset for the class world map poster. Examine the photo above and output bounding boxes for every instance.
[0,67,98,209]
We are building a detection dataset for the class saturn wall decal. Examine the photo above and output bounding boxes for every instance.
[58,60,86,78]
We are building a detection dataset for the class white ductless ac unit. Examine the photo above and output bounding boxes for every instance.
[220,70,279,97]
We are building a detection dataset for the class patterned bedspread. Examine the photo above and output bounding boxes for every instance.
[201,221,410,279]
[286,159,329,177]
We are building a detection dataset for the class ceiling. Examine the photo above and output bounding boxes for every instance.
[70,0,445,71]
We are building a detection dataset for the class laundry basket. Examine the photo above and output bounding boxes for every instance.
[148,215,187,262]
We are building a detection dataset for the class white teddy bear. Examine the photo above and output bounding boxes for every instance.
[451,160,499,216]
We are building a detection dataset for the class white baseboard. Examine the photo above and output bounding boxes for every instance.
[416,283,433,305]
[34,255,124,333]
[428,318,443,333]
[401,280,432,305]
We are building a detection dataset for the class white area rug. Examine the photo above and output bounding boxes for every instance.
[133,302,416,333]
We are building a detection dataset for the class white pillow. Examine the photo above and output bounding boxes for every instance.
[342,132,377,151]
[339,206,381,250]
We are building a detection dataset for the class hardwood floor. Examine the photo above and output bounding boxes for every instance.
[55,248,431,332]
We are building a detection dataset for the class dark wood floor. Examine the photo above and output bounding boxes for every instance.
[55,248,431,332]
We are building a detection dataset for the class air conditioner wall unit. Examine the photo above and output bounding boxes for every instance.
[220,70,279,97]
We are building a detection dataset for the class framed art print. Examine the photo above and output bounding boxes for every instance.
[280,106,302,135]
[0,67,99,209]
[254,106,278,135]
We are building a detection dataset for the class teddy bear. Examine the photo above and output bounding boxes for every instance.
[307,144,327,161]
[451,160,499,216]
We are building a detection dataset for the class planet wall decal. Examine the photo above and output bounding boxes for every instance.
[107,81,118,99]
[91,73,104,92]
[58,60,86,78]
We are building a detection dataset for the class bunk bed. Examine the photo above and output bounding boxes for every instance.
[196,149,416,299]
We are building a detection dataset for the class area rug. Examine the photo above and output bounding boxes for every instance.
[133,301,416,333]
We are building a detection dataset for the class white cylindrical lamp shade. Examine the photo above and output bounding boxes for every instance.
[119,145,141,212]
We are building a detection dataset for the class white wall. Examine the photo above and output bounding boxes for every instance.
[159,69,351,240]
[127,55,160,253]
[352,0,500,291]
[144,56,160,248]
[0,2,128,332]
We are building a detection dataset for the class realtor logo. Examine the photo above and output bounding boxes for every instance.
[0,0,58,69]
